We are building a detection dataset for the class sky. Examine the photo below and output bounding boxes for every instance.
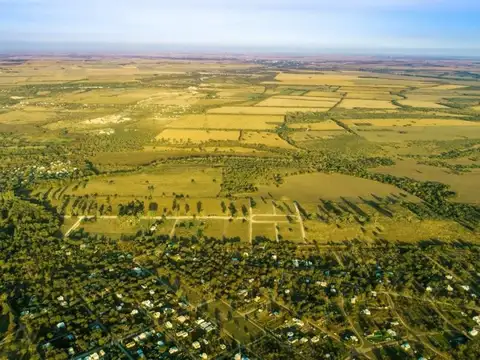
[0,0,479,55]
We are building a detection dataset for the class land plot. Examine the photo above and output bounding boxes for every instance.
[304,91,343,98]
[166,114,283,130]
[241,131,296,149]
[75,218,143,238]
[289,120,344,131]
[156,129,240,144]
[399,98,448,108]
[291,130,348,142]
[224,220,250,241]
[277,222,304,242]
[0,109,57,125]
[252,222,277,241]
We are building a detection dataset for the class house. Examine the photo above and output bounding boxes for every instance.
[446,285,454,292]
[169,347,179,354]
[401,342,411,350]
[362,309,371,316]
[461,285,470,291]
[311,336,320,343]
[469,328,478,337]
[192,341,201,349]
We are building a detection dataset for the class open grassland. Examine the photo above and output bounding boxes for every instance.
[338,99,398,109]
[156,129,240,143]
[208,106,329,115]
[254,96,338,108]
[166,114,283,130]
[253,173,417,202]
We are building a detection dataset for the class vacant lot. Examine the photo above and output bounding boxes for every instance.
[167,114,283,130]
[156,129,240,143]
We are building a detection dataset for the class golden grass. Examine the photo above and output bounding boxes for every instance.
[241,131,296,149]
[144,145,270,155]
[255,96,338,108]
[208,106,329,115]
[289,120,344,131]
[338,99,398,109]
[156,129,240,143]
[166,114,283,130]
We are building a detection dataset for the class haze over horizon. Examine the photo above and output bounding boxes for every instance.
[1,0,480,56]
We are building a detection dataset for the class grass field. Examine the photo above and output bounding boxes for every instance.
[344,118,480,127]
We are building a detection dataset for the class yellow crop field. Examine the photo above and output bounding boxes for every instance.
[166,114,283,130]
[289,120,344,130]
[208,106,329,115]
[156,129,240,143]
[255,96,338,108]
[474,106,480,112]
[144,145,269,154]
[241,131,296,149]
[344,118,480,127]
[338,99,398,109]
